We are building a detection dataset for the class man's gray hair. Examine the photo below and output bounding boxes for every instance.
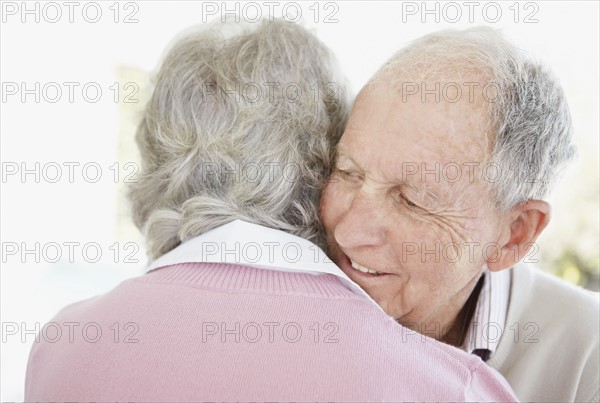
[370,26,576,211]
[129,19,349,260]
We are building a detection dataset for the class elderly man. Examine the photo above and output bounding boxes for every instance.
[320,27,599,402]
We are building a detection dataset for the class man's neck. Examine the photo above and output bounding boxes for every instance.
[396,271,485,345]
[441,274,485,347]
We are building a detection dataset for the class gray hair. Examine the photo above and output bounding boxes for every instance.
[369,27,576,211]
[129,19,349,260]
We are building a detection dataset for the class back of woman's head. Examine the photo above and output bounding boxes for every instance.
[129,19,349,260]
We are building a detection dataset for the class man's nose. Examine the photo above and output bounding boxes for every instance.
[333,191,387,250]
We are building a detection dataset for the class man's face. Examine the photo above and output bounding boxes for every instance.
[320,82,507,332]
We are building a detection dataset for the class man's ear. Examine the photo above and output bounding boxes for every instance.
[487,200,551,272]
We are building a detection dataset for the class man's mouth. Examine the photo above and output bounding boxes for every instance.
[350,259,384,276]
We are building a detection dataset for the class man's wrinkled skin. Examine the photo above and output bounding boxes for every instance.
[320,81,550,344]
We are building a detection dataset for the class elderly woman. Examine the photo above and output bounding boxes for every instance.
[24,20,516,401]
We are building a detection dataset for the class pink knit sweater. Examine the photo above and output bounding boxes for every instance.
[25,263,517,401]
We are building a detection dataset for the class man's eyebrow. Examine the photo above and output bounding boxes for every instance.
[388,166,441,203]
[335,146,360,166]
[402,180,441,203]
[336,146,441,202]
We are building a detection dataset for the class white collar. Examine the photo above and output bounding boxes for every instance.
[147,219,383,310]
[462,268,511,357]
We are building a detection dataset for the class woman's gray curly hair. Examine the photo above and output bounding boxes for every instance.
[129,19,350,260]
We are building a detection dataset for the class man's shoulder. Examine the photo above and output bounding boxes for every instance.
[508,263,599,347]
[511,263,599,327]
[493,263,599,402]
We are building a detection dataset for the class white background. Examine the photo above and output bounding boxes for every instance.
[1,1,598,399]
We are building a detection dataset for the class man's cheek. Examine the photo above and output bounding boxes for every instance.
[324,182,353,214]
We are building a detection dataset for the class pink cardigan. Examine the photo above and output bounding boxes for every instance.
[25,262,517,401]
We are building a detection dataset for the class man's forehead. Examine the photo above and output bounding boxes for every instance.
[347,84,492,163]
[355,81,488,115]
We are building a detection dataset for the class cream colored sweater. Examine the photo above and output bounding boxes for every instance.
[488,263,599,402]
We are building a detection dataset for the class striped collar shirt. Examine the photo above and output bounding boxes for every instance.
[462,268,512,361]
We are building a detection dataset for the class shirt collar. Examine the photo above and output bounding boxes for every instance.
[462,268,512,358]
[146,219,384,310]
